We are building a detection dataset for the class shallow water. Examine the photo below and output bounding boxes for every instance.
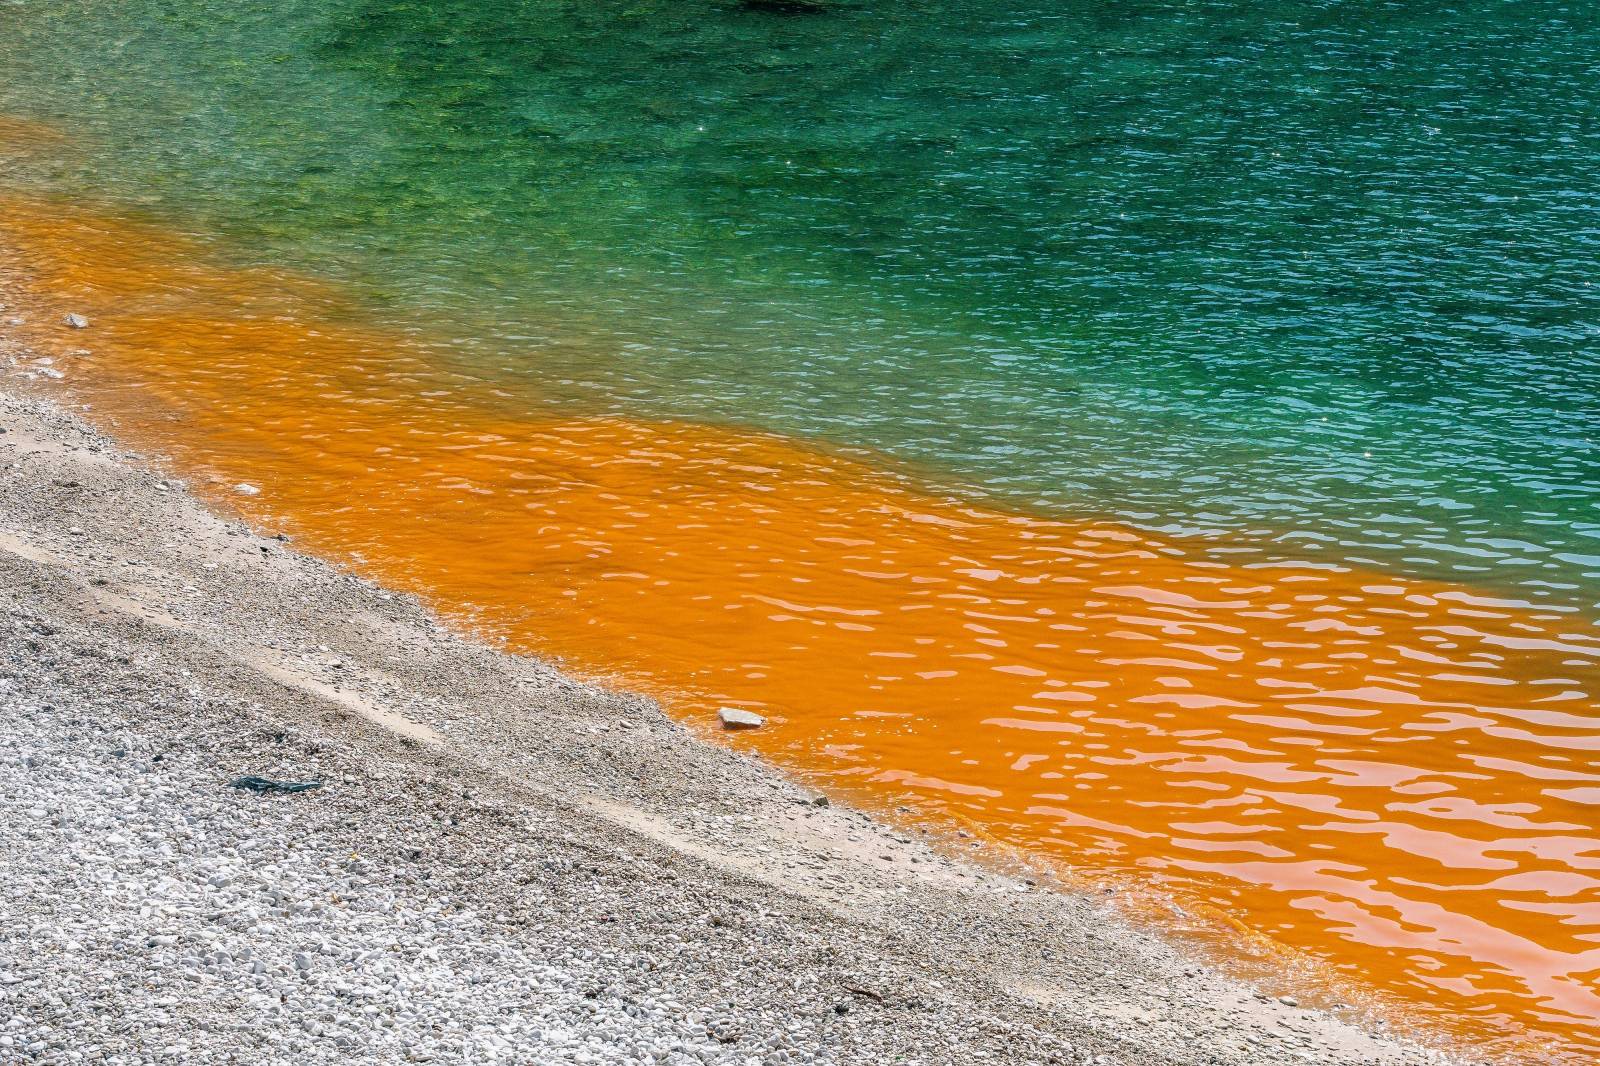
[5,195,1599,1062]
[2,0,1597,606]
[3,0,1600,1059]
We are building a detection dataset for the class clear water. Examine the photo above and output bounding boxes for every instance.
[2,0,1598,613]
[7,2,1600,1056]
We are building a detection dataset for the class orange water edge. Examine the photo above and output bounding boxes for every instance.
[5,190,1600,1062]
[0,116,66,152]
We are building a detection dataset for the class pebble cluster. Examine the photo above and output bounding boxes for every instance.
[0,594,1082,1065]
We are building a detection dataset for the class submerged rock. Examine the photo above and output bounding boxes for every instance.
[718,708,766,730]
[64,313,89,329]
[737,0,831,13]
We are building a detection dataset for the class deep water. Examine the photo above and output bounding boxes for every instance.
[2,0,1598,607]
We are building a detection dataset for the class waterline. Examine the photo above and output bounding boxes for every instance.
[4,188,1595,1062]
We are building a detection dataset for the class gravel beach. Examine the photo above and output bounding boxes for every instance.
[0,381,1474,1066]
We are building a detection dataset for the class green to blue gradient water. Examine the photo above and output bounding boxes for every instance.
[1,0,1597,609]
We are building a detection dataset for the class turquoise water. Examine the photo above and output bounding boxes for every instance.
[2,0,1598,608]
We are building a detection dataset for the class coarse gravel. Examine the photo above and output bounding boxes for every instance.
[0,374,1484,1066]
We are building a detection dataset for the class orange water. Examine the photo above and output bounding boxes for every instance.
[4,190,1599,1061]
[0,117,62,150]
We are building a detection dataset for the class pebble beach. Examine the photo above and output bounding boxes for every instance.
[0,378,1473,1066]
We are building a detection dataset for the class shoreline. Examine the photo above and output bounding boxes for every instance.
[4,190,1594,1053]
[0,380,1472,1064]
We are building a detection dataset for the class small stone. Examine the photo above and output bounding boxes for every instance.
[234,483,261,496]
[1279,995,1299,1007]
[64,313,89,329]
[718,708,766,730]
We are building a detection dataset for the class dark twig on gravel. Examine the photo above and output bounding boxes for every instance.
[228,775,322,794]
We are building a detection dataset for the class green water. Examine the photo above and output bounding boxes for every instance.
[2,0,1598,608]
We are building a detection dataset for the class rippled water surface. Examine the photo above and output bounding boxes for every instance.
[3,0,1598,603]
[3,0,1600,1060]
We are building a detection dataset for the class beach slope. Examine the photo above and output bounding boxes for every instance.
[0,386,1463,1065]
